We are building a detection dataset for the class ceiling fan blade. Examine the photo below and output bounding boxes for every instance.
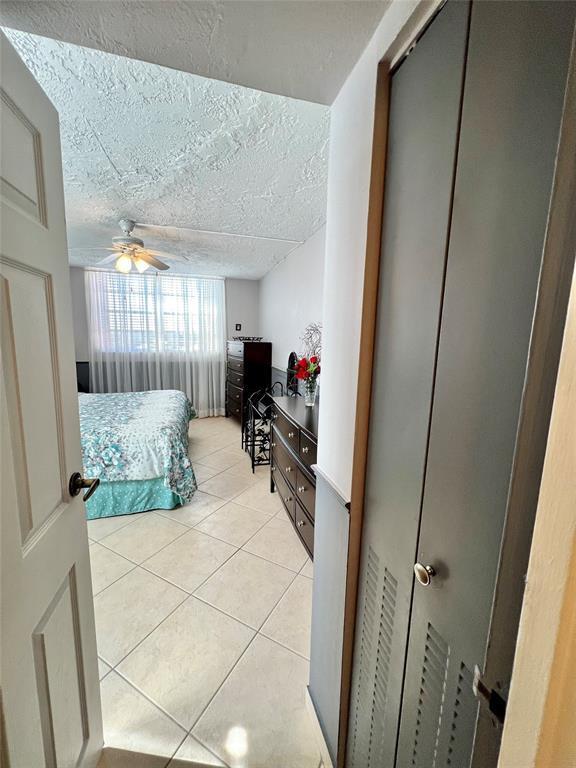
[146,248,187,262]
[138,251,170,270]
[95,254,118,265]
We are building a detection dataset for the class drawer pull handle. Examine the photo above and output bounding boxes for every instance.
[298,486,306,493]
[271,466,275,473]
[302,446,309,454]
[271,442,276,448]
[285,496,293,503]
[297,520,305,528]
[288,431,295,438]
[285,466,292,473]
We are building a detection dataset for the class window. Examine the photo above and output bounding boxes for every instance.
[85,269,227,415]
[86,270,225,357]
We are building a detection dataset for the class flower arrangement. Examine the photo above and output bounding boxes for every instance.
[296,355,321,406]
[296,323,322,406]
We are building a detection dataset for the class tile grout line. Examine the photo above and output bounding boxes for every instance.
[99,587,190,671]
[94,516,193,570]
[91,562,139,598]
[108,666,188,738]
[258,628,312,663]
[86,512,141,543]
[183,569,310,747]
[193,561,300,633]
[96,421,316,765]
[185,429,315,747]
[94,507,303,603]
[186,629,260,737]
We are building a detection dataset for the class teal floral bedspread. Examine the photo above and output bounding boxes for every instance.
[78,390,197,502]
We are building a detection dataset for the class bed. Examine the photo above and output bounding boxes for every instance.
[79,389,197,520]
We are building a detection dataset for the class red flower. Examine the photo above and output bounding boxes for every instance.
[310,356,318,364]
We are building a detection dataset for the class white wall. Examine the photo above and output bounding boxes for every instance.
[225,278,260,339]
[317,0,420,500]
[69,266,89,360]
[258,226,325,370]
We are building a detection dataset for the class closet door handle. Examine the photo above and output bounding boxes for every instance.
[414,563,435,587]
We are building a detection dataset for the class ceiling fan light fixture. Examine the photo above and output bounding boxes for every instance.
[133,256,150,273]
[115,254,133,273]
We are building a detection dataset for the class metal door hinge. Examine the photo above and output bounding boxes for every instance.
[473,666,507,725]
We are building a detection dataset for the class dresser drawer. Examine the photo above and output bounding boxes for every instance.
[227,341,244,357]
[227,355,244,374]
[226,381,243,404]
[273,409,299,451]
[295,501,314,556]
[295,467,315,520]
[299,432,317,468]
[271,431,298,485]
[273,468,295,522]
[227,398,242,419]
[227,369,244,389]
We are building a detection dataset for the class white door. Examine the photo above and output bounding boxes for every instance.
[1,33,103,768]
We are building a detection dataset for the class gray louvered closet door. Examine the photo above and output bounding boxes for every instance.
[347,3,471,766]
[348,2,575,767]
[395,3,575,767]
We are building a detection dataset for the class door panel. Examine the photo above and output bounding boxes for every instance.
[396,3,575,765]
[1,33,103,768]
[2,261,66,537]
[346,4,471,766]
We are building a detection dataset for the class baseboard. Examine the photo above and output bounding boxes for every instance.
[306,686,335,768]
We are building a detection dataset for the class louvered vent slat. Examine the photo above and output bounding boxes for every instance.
[348,549,398,768]
[445,664,478,768]
[366,567,397,767]
[349,547,380,767]
[411,623,450,768]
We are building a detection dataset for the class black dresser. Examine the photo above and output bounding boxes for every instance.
[270,396,318,558]
[226,340,271,427]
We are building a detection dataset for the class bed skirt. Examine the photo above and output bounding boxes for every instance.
[85,477,182,520]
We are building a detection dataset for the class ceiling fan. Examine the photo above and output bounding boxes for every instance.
[96,219,184,273]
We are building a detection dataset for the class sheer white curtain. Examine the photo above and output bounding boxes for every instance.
[86,270,226,417]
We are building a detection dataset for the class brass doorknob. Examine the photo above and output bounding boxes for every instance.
[69,472,100,502]
[414,562,435,587]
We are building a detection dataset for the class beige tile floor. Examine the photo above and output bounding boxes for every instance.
[88,416,319,768]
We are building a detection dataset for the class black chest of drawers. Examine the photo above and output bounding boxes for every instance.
[226,340,271,427]
[270,396,318,558]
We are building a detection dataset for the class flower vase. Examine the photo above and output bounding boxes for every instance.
[304,378,318,407]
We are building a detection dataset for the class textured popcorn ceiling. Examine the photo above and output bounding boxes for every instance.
[0,1,389,105]
[5,30,330,277]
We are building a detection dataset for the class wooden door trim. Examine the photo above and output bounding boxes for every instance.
[336,63,389,768]
[336,2,446,764]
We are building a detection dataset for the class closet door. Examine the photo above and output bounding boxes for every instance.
[395,3,575,767]
[346,4,471,767]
